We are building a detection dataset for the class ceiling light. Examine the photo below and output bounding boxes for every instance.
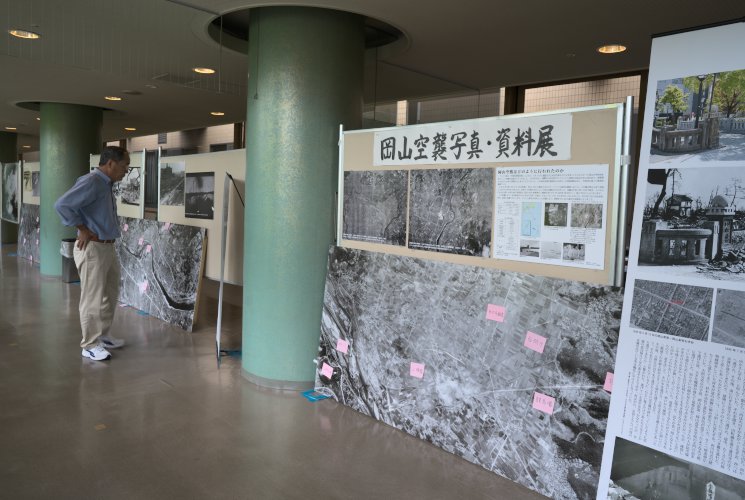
[192,67,215,74]
[597,44,627,54]
[105,96,122,101]
[124,127,136,131]
[144,84,158,89]
[22,145,31,149]
[36,117,40,121]
[5,127,17,130]
[8,29,41,40]
[210,111,225,116]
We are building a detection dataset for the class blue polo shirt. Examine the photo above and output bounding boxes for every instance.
[54,169,121,240]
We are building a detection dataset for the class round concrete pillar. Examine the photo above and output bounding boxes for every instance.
[243,7,364,388]
[39,103,102,276]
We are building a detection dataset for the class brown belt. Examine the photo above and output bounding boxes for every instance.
[89,237,115,244]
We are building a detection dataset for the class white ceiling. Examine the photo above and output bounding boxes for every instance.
[1,0,743,150]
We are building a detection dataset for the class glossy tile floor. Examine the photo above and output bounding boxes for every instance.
[0,245,548,500]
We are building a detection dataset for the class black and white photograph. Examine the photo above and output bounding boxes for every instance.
[18,203,40,264]
[185,172,215,219]
[115,217,205,331]
[343,170,407,246]
[519,239,539,257]
[630,279,713,341]
[31,171,40,197]
[23,170,31,192]
[119,167,141,206]
[408,168,492,256]
[608,437,745,500]
[638,166,745,282]
[562,242,585,262]
[571,203,603,229]
[544,202,568,227]
[2,162,19,222]
[540,241,562,260]
[712,288,745,349]
[159,161,185,206]
[318,246,624,500]
[650,69,745,165]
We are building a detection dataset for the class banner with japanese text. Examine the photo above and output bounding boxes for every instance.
[373,113,572,166]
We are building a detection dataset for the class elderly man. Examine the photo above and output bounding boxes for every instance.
[55,146,130,361]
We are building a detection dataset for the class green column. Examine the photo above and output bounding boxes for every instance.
[39,103,102,276]
[243,7,364,388]
[0,132,18,244]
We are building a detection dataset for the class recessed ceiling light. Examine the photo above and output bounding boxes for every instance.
[124,127,136,131]
[597,44,627,54]
[210,111,225,116]
[36,117,40,121]
[105,96,122,101]
[5,126,17,130]
[144,84,158,89]
[192,67,215,74]
[22,145,31,149]
[8,29,41,39]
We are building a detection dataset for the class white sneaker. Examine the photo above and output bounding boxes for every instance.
[82,344,111,361]
[100,336,125,349]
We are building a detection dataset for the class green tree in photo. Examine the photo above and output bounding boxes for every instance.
[658,85,688,124]
[713,70,745,117]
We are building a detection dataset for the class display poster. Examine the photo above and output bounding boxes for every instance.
[373,113,572,166]
[493,164,608,269]
[2,162,20,223]
[599,22,745,500]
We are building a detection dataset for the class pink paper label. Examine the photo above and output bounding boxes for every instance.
[524,331,547,354]
[164,222,171,231]
[486,304,506,322]
[321,362,333,379]
[410,362,425,379]
[138,237,144,246]
[146,244,152,253]
[604,372,614,392]
[532,392,555,415]
[138,281,148,293]
[123,224,128,232]
[336,339,349,354]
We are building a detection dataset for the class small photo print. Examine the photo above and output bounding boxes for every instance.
[608,437,745,500]
[32,172,40,197]
[712,288,745,349]
[544,202,568,227]
[521,201,541,237]
[185,172,215,219]
[562,242,585,262]
[120,167,141,206]
[650,69,745,165]
[540,241,562,260]
[519,240,539,257]
[23,171,32,192]
[630,279,713,341]
[571,203,603,229]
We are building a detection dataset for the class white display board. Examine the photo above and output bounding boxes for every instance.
[599,21,745,500]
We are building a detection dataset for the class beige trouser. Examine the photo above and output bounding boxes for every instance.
[73,241,120,348]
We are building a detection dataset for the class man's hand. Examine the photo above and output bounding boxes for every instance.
[76,226,97,250]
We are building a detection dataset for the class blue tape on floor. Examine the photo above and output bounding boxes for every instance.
[137,310,149,316]
[301,390,331,402]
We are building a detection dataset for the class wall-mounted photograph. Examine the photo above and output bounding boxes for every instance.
[629,279,713,341]
[160,161,185,206]
[2,162,19,222]
[639,166,745,283]
[650,69,745,165]
[609,437,745,500]
[119,167,141,206]
[343,170,407,246]
[31,171,40,197]
[408,168,492,256]
[185,172,215,219]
